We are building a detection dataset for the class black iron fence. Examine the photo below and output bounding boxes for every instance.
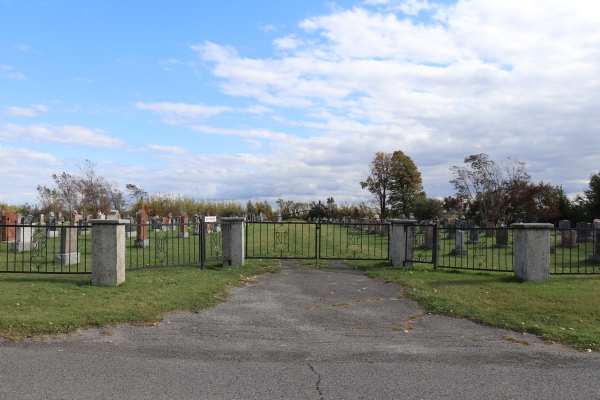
[550,228,600,274]
[436,226,515,272]
[0,222,91,274]
[124,221,225,270]
[1,220,227,274]
[245,221,389,260]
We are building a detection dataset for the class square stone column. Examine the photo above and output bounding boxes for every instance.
[389,219,417,267]
[220,217,245,268]
[511,223,553,282]
[91,219,129,286]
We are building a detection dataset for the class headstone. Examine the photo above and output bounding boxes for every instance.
[78,218,90,235]
[107,210,119,220]
[484,221,495,237]
[424,225,440,249]
[561,230,578,247]
[467,227,479,244]
[125,217,137,238]
[576,222,593,242]
[72,214,83,226]
[179,213,189,238]
[57,212,63,223]
[168,213,174,230]
[452,230,468,255]
[162,216,170,230]
[39,214,45,224]
[558,220,570,233]
[151,216,162,232]
[193,215,200,235]
[495,228,511,248]
[588,240,600,262]
[45,213,58,237]
[54,226,80,265]
[134,210,149,248]
[593,220,600,239]
[12,214,35,252]
[1,211,17,242]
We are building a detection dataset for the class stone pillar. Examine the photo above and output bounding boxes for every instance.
[179,213,189,238]
[54,226,80,265]
[220,217,244,268]
[134,210,149,248]
[91,219,128,286]
[511,223,553,282]
[389,219,417,267]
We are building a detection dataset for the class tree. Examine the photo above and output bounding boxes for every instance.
[449,154,536,223]
[360,152,392,219]
[583,172,600,219]
[413,197,444,220]
[387,151,425,217]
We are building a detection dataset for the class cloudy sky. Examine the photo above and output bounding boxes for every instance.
[1,0,598,207]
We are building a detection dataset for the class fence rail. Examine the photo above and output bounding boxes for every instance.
[436,227,514,272]
[245,221,389,260]
[550,228,600,274]
[0,223,91,274]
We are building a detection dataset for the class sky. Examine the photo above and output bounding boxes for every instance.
[1,0,599,207]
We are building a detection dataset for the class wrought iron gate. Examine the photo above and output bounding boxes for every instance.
[245,221,389,261]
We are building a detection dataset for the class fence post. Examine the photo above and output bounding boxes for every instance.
[220,217,245,268]
[390,219,417,267]
[510,223,553,282]
[91,219,128,286]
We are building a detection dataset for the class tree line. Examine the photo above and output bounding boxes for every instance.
[360,151,600,223]
[2,156,598,224]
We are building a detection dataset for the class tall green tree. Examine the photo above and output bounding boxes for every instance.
[387,150,425,217]
[360,152,393,219]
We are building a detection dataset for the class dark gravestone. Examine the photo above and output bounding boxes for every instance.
[54,226,79,265]
[495,228,510,248]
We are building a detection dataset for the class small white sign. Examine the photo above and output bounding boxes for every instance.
[204,216,217,223]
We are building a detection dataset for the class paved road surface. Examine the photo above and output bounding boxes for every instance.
[1,260,599,399]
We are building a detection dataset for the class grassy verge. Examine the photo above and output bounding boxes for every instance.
[0,259,279,341]
[345,260,600,352]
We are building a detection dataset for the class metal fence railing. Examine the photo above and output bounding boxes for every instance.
[0,222,91,274]
[245,221,389,260]
[550,228,600,274]
[125,221,225,270]
[437,227,514,272]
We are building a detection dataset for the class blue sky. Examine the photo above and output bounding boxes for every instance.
[1,0,599,207]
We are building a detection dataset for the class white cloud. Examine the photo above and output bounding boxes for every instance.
[186,0,600,198]
[0,123,126,148]
[6,107,36,117]
[273,34,304,50]
[4,104,50,117]
[14,43,41,53]
[135,102,233,124]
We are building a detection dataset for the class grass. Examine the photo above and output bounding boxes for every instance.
[0,258,279,341]
[346,259,600,352]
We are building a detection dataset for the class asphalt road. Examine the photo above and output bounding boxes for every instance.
[1,260,599,399]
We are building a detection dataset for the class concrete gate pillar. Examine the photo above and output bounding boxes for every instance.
[221,217,245,268]
[390,219,417,267]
